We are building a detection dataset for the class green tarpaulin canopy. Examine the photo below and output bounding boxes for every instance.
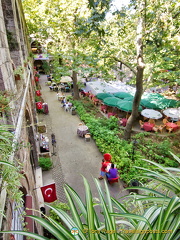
[114,92,133,99]
[116,100,142,112]
[103,97,121,107]
[96,93,114,100]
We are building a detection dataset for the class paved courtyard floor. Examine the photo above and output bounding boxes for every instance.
[38,75,129,207]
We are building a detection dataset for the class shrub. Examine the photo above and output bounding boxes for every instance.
[49,201,70,223]
[38,157,52,170]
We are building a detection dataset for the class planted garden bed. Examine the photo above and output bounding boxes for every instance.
[37,125,47,133]
[72,98,180,184]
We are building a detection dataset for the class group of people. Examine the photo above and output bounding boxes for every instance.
[98,153,119,180]
[60,96,72,111]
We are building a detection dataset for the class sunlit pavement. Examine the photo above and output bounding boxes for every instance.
[38,75,129,205]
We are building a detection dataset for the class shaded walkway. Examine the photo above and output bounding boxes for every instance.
[38,75,129,205]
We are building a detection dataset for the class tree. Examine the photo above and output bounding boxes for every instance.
[22,0,180,138]
[2,155,180,239]
[23,0,113,100]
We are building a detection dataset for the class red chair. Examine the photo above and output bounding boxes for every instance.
[107,176,119,184]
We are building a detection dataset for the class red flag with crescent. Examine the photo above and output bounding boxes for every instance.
[36,102,43,109]
[40,183,57,203]
[36,90,41,96]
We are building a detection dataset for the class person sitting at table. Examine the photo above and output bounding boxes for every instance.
[106,163,118,179]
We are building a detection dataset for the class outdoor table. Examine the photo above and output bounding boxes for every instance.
[77,125,89,137]
[108,112,115,118]
[121,118,127,127]
[100,105,107,113]
[165,122,179,132]
[92,98,99,106]
[143,122,155,132]
[89,94,95,99]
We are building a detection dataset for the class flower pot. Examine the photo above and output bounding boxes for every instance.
[15,74,21,80]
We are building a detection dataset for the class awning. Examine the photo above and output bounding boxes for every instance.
[34,54,49,60]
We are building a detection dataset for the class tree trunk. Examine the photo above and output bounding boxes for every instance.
[72,70,80,100]
[124,0,145,141]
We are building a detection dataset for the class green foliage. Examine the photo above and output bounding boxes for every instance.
[42,61,50,74]
[0,125,24,204]
[73,100,179,184]
[49,201,70,222]
[2,158,180,240]
[38,157,52,170]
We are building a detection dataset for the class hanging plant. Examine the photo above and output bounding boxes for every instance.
[13,66,24,80]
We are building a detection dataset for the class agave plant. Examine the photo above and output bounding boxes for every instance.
[1,156,180,240]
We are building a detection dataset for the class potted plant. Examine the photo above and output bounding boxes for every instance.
[23,60,28,67]
[14,66,24,80]
[71,106,76,115]
[38,156,52,170]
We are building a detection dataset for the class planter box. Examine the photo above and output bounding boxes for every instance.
[39,152,51,158]
[15,74,21,80]
[37,125,47,133]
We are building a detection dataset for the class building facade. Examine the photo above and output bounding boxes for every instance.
[0,0,43,239]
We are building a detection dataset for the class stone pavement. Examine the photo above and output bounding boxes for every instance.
[38,75,129,205]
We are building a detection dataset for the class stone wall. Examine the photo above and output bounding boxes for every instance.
[0,0,43,238]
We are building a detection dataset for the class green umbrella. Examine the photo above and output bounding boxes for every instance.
[124,96,144,105]
[116,100,142,112]
[96,93,114,100]
[103,97,120,107]
[161,98,179,108]
[123,96,134,101]
[141,99,159,109]
[142,92,164,100]
[114,92,133,99]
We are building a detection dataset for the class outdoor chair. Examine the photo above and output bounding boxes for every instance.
[167,127,173,133]
[152,125,159,132]
[149,119,155,125]
[139,120,144,129]
[176,121,180,127]
[158,125,165,133]
[163,118,169,125]
[107,176,119,184]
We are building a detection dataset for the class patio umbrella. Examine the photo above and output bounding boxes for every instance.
[96,93,114,100]
[158,98,179,108]
[114,92,133,99]
[163,108,180,120]
[141,109,163,119]
[103,97,120,107]
[123,96,134,101]
[124,96,144,105]
[61,76,72,83]
[142,92,164,100]
[141,99,159,109]
[116,100,142,112]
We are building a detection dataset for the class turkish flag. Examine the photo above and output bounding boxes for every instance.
[36,102,43,109]
[36,90,41,96]
[35,76,39,82]
[41,183,57,203]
